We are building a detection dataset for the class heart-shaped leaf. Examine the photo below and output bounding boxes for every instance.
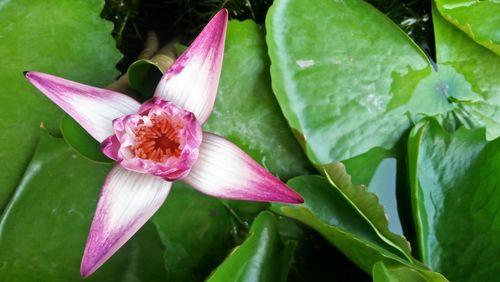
[265,0,500,168]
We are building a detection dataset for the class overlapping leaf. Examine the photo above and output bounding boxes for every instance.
[324,163,412,260]
[435,0,500,55]
[372,261,448,282]
[271,175,415,273]
[408,118,500,281]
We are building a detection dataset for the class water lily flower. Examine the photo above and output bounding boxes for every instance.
[24,9,303,278]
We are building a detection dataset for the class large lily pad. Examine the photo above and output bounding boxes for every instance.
[435,0,500,56]
[265,0,500,168]
[204,20,313,180]
[0,0,121,210]
[0,131,166,281]
[408,118,500,280]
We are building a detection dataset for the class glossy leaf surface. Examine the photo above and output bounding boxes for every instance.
[0,0,121,209]
[435,0,500,55]
[408,118,500,280]
[266,0,500,167]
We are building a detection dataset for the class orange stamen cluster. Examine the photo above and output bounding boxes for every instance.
[131,114,183,163]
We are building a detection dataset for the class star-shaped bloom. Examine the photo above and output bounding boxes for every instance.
[24,10,303,277]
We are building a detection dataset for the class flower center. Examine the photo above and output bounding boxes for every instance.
[131,114,183,162]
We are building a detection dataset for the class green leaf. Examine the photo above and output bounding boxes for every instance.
[204,20,314,181]
[265,0,500,167]
[207,211,295,282]
[408,118,500,280]
[372,261,448,282]
[150,181,238,282]
[0,0,121,210]
[60,114,112,163]
[271,176,416,273]
[0,131,166,281]
[127,59,164,98]
[323,163,412,261]
[435,0,500,56]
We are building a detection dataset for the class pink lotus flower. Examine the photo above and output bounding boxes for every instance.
[24,10,303,278]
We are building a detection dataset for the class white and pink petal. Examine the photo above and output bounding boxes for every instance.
[153,9,228,124]
[25,71,140,142]
[184,133,304,204]
[80,166,171,277]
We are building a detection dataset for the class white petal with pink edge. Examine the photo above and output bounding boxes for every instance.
[80,165,171,277]
[25,71,140,142]
[153,9,227,124]
[184,133,304,204]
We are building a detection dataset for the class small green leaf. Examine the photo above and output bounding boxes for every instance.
[372,261,448,282]
[408,118,500,280]
[207,212,295,282]
[151,182,238,282]
[435,0,500,55]
[127,59,164,98]
[0,0,121,210]
[204,20,314,181]
[0,131,166,281]
[60,114,112,163]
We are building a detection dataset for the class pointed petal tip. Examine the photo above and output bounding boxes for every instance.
[80,260,95,279]
[215,8,228,20]
[152,8,228,124]
[286,190,305,204]
[185,133,305,204]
